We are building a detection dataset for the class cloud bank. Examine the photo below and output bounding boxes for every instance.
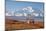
[6,6,44,17]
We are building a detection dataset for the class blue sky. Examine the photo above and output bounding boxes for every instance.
[6,0,44,10]
[5,0,44,17]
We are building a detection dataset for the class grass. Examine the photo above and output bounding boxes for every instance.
[5,19,44,30]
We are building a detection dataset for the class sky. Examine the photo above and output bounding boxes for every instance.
[5,0,44,17]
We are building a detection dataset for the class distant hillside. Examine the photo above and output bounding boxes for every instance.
[6,16,43,21]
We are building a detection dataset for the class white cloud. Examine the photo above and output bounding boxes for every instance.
[27,6,32,10]
[40,14,43,17]
[15,13,23,16]
[6,13,8,16]
[11,11,15,16]
[23,6,32,10]
[6,13,12,16]
[33,13,39,16]
[14,13,27,16]
[29,9,34,12]
[22,6,34,13]
[22,8,27,10]
[24,13,27,16]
